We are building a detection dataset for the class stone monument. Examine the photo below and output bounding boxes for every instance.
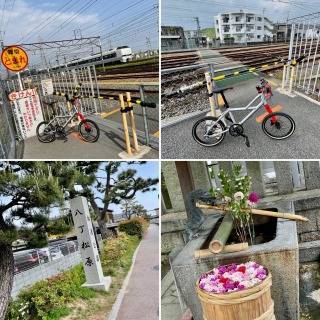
[70,196,111,291]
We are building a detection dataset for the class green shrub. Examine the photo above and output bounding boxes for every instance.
[101,232,140,276]
[118,218,145,238]
[6,264,95,320]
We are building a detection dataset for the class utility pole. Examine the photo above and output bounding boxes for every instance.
[146,35,152,52]
[39,36,49,69]
[73,29,82,39]
[193,17,201,48]
[0,30,9,79]
[262,8,266,42]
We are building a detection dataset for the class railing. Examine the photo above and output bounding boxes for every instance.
[13,241,79,275]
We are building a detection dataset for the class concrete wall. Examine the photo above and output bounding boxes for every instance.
[12,252,81,298]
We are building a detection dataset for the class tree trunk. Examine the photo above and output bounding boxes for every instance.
[97,214,113,239]
[0,241,14,320]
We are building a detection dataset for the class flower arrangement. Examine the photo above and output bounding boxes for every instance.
[198,261,268,294]
[209,164,260,244]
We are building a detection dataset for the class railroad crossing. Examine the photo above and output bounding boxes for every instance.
[0,42,159,159]
[162,72,320,159]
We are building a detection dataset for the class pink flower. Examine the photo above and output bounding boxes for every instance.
[248,192,260,204]
[198,262,268,294]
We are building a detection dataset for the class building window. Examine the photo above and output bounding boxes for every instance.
[257,17,262,21]
[236,16,241,22]
[257,26,262,30]
[216,20,218,24]
[236,25,243,32]
[257,35,261,39]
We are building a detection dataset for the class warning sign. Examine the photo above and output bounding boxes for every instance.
[9,88,44,139]
[41,78,54,96]
[1,46,28,72]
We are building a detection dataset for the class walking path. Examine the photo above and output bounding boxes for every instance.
[115,223,159,320]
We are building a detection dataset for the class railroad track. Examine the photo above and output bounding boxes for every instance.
[97,72,158,81]
[161,42,320,95]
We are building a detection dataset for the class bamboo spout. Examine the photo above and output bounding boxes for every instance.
[196,203,309,222]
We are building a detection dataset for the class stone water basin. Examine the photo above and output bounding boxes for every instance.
[170,200,299,320]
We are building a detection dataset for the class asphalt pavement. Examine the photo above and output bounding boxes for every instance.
[162,76,320,159]
[116,224,159,320]
[22,122,158,159]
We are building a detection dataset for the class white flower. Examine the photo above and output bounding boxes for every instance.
[234,191,244,201]
[247,200,255,207]
[224,196,232,203]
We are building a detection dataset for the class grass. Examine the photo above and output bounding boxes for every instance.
[96,57,158,71]
[61,233,140,320]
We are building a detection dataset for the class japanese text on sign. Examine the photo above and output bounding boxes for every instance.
[9,89,44,140]
[1,46,28,72]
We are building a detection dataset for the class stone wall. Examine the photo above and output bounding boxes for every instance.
[12,251,81,298]
[294,196,320,242]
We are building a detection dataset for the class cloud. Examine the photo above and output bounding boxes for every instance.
[3,0,100,44]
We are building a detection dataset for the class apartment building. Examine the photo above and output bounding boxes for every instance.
[214,10,274,44]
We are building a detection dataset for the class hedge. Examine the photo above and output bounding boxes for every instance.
[118,217,147,238]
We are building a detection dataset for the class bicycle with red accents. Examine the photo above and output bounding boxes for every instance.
[36,84,100,143]
[192,78,295,148]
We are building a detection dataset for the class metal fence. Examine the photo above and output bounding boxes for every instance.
[0,82,16,158]
[13,241,79,275]
[286,13,320,100]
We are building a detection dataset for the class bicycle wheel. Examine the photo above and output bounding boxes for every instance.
[78,119,100,142]
[36,121,56,143]
[192,116,226,146]
[262,112,295,140]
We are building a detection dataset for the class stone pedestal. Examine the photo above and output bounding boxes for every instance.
[246,161,265,197]
[189,161,211,191]
[303,162,320,190]
[274,161,294,195]
[162,162,185,212]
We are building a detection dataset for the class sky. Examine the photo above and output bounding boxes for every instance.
[0,0,158,67]
[161,0,320,30]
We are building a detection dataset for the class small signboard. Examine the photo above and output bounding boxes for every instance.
[1,46,28,72]
[41,78,54,96]
[8,88,44,140]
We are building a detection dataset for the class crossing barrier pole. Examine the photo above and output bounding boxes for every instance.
[209,64,221,116]
[126,92,139,152]
[119,94,132,155]
[281,64,287,90]
[139,85,150,146]
[289,66,296,94]
[205,71,216,117]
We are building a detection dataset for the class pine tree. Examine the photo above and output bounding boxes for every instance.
[76,161,158,238]
[0,161,90,318]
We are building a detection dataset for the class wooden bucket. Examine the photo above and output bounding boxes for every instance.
[196,272,275,320]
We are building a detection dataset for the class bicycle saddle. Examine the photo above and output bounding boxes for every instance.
[212,86,233,94]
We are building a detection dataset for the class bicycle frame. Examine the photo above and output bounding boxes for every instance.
[205,92,270,137]
[46,100,87,130]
